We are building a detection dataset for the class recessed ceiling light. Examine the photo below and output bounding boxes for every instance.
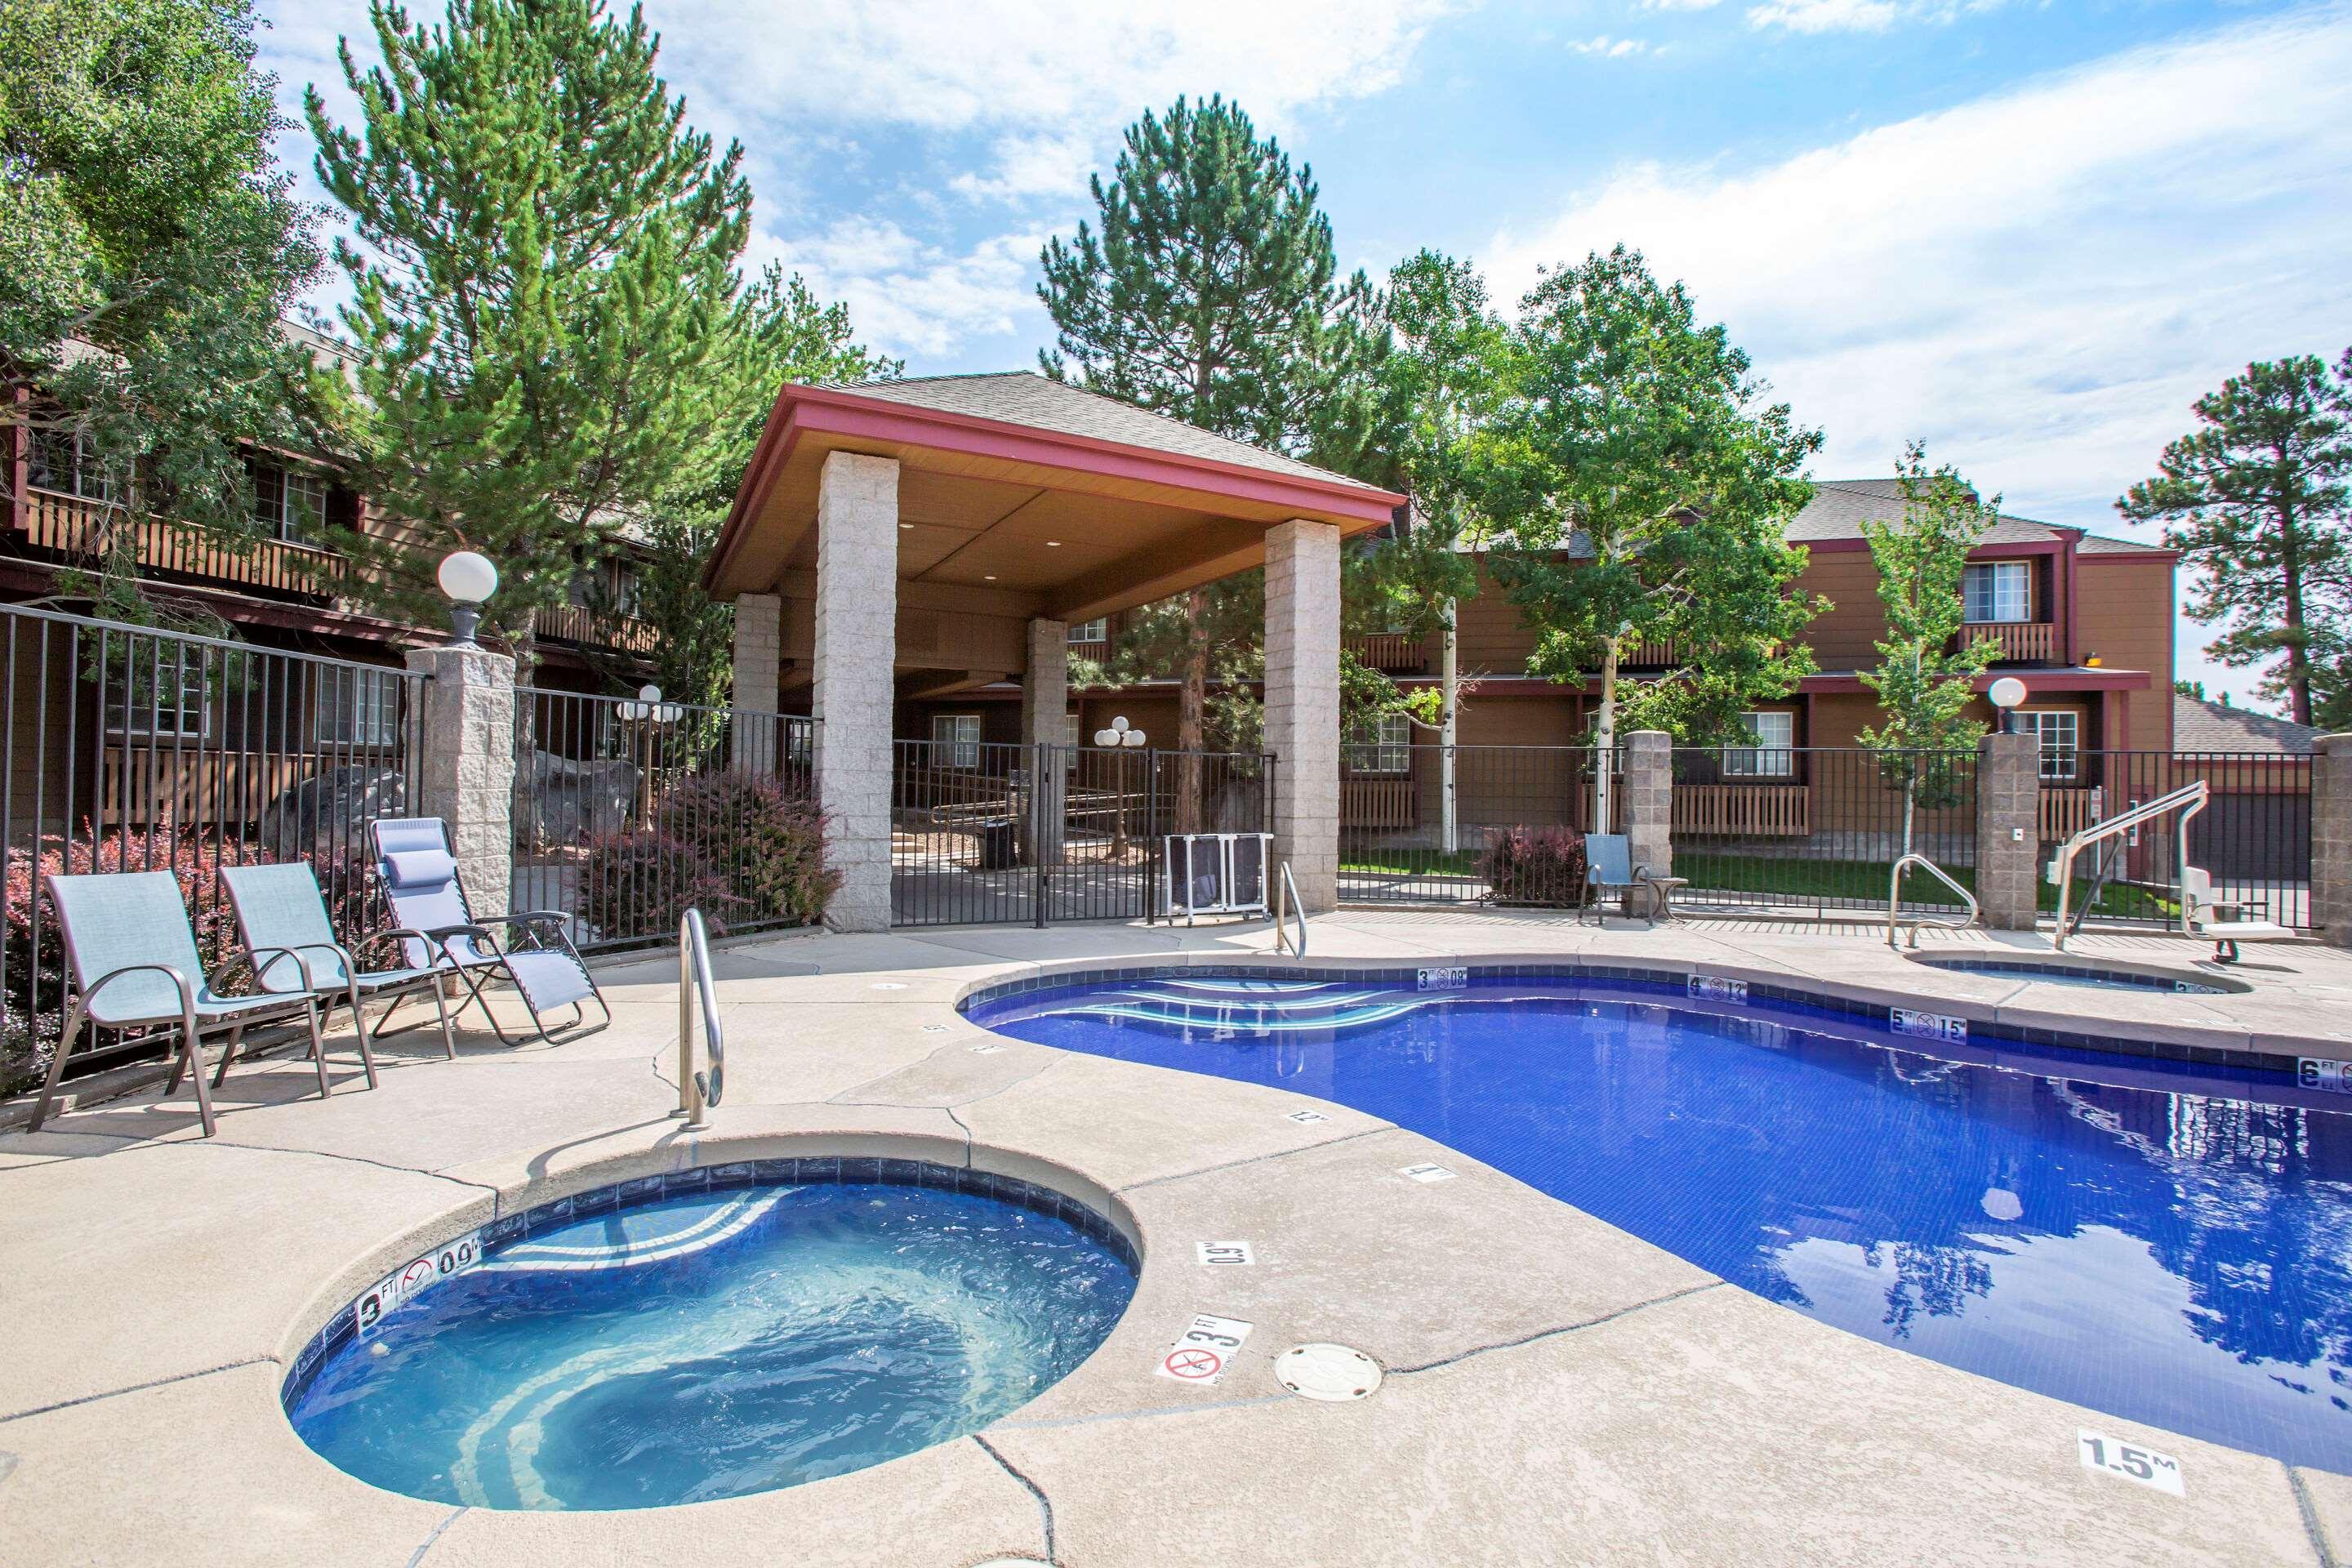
[899,523,912,529]
[1046,540,1062,546]
[984,574,997,581]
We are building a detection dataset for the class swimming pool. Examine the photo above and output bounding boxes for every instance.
[969,969,2352,1471]
[284,1160,1136,1510]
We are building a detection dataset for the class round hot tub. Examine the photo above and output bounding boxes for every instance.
[283,1158,1137,1511]
[1904,953,2247,994]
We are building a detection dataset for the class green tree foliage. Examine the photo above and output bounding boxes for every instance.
[0,0,323,545]
[2118,351,2352,726]
[307,0,751,667]
[1475,247,1824,760]
[1857,444,2001,848]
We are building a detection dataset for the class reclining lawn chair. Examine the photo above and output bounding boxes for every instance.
[221,862,456,1061]
[29,871,348,1138]
[1581,833,1676,926]
[368,817,609,1046]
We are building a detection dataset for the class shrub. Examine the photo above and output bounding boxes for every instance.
[576,773,837,942]
[1479,825,1588,908]
[575,826,737,942]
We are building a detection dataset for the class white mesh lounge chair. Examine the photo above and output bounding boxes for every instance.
[221,862,454,1061]
[29,871,343,1138]
[368,817,609,1046]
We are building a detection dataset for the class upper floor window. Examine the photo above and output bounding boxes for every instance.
[1068,617,1108,644]
[1722,710,1795,777]
[249,458,327,545]
[1345,712,1412,774]
[29,428,118,503]
[1962,560,2030,624]
[2020,709,2079,781]
[930,712,982,768]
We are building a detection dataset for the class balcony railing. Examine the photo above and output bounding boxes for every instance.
[532,602,657,655]
[1341,776,1417,828]
[19,487,342,599]
[1347,632,1425,673]
[1673,783,1811,837]
[1955,620,2058,664]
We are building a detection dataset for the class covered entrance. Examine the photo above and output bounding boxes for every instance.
[704,372,1400,929]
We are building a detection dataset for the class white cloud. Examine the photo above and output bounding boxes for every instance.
[752,218,1052,362]
[1570,33,1652,56]
[1485,7,2352,706]
[1744,0,2003,33]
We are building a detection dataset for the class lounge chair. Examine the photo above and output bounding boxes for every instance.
[1582,833,1676,925]
[221,862,455,1061]
[29,871,343,1138]
[368,817,609,1046]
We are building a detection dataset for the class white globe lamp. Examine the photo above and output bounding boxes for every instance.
[436,550,500,646]
[1988,675,2027,733]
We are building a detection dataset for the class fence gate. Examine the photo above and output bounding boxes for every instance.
[2044,750,2312,929]
[891,741,1274,928]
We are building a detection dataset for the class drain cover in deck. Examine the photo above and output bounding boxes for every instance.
[1276,1343,1382,1401]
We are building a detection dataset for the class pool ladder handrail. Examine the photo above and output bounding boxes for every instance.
[677,908,724,1129]
[1272,861,1307,957]
[2050,779,2206,952]
[1886,853,1980,949]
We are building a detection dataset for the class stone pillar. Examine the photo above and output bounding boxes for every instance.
[1623,730,1672,881]
[730,590,781,775]
[1974,728,2040,931]
[1264,519,1341,912]
[812,452,900,933]
[403,642,516,920]
[1021,618,1068,865]
[2315,734,2352,949]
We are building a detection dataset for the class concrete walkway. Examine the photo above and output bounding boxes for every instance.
[6,911,2352,1566]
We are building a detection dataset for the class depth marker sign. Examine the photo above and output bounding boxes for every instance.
[1156,1313,1254,1385]
[354,1227,483,1339]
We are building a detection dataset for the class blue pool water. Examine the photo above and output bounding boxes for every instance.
[969,973,2352,1470]
[287,1178,1134,1509]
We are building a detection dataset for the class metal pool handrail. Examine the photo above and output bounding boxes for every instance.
[2051,779,2206,951]
[677,908,723,1129]
[1273,862,1307,956]
[1886,853,1980,949]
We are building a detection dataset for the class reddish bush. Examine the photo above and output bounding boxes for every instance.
[577,773,836,942]
[1479,825,1588,908]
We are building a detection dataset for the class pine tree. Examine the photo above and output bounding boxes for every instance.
[1857,444,2000,857]
[306,0,750,667]
[2118,351,2352,726]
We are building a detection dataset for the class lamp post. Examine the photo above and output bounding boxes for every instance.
[435,550,499,646]
[1989,676,2027,735]
[1094,716,1146,855]
[620,684,668,821]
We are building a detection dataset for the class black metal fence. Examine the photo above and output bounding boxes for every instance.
[1337,744,1615,905]
[1672,746,1979,915]
[2047,751,2312,929]
[1,603,423,1092]
[890,741,1274,927]
[512,687,821,952]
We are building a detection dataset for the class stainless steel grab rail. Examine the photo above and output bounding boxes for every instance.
[1272,862,1307,956]
[676,908,723,1129]
[1886,852,1980,948]
[2050,779,2207,951]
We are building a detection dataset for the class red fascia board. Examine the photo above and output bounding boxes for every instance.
[2077,547,2180,564]
[1797,537,2070,559]
[1800,669,2152,693]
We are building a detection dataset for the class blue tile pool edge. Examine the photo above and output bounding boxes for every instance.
[278,1157,1139,1415]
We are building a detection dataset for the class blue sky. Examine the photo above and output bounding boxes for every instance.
[257,0,2352,713]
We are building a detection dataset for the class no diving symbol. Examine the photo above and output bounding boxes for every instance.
[1163,1348,1222,1380]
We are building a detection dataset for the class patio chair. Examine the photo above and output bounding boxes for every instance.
[28,871,341,1139]
[221,861,453,1063]
[368,817,609,1046]
[1581,833,1673,926]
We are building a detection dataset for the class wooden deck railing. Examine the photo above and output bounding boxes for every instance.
[20,488,343,599]
[2038,786,2105,843]
[1673,783,1811,837]
[531,602,657,655]
[1619,638,1686,668]
[1347,633,1425,673]
[98,747,340,831]
[1955,621,2058,664]
[1341,776,1417,829]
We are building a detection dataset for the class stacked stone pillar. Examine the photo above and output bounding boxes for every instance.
[1622,731,1673,880]
[1263,519,1341,912]
[730,590,782,775]
[1973,728,2040,931]
[403,642,516,920]
[810,452,901,933]
[2315,733,2352,949]
[1020,618,1069,865]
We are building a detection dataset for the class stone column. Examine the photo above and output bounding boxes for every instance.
[1264,519,1341,912]
[2315,733,2352,949]
[403,642,516,920]
[730,590,782,775]
[812,452,899,933]
[1021,618,1068,865]
[1974,728,2040,931]
[1623,730,1673,884]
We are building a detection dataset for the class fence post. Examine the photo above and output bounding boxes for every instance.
[1623,731,1672,880]
[2316,734,2352,948]
[1974,729,2039,931]
[403,642,516,920]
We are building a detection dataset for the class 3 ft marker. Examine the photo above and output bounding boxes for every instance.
[1156,1313,1254,1385]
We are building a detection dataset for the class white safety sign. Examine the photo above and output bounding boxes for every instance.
[1156,1313,1254,1385]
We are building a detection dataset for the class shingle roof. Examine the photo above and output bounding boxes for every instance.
[839,371,1391,494]
[2172,694,2324,755]
[1789,479,2073,546]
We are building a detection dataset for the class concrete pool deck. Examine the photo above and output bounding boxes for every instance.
[6,909,2352,1566]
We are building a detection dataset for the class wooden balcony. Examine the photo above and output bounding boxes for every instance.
[1673,783,1811,837]
[1347,632,1425,673]
[1619,638,1686,668]
[1341,776,1417,829]
[19,487,341,600]
[2038,786,2105,843]
[532,602,657,656]
[1955,620,2058,664]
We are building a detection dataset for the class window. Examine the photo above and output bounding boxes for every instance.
[2020,709,2079,781]
[317,669,401,747]
[105,665,209,739]
[1722,710,1795,777]
[1345,712,1411,774]
[29,428,118,503]
[931,712,982,768]
[1962,560,2030,624]
[1068,618,1107,644]
[249,458,328,544]
[1058,710,1081,749]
